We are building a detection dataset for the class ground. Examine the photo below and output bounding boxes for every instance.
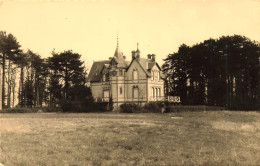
[0,111,260,166]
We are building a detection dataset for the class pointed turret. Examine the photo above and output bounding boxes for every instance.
[113,34,127,67]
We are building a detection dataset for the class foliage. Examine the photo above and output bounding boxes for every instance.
[48,50,87,107]
[163,35,260,110]
[0,31,21,108]
[0,107,60,113]
[143,102,165,113]
[119,103,143,113]
[0,31,91,110]
[60,85,95,112]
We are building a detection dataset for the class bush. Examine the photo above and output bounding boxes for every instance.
[143,102,165,113]
[89,102,111,112]
[0,107,60,113]
[60,99,112,112]
[119,103,143,113]
[60,100,72,112]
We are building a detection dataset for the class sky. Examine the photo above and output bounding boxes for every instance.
[0,0,260,69]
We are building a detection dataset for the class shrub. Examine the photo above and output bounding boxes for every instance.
[89,102,111,112]
[119,103,143,113]
[143,102,165,113]
[0,107,60,113]
[60,99,72,112]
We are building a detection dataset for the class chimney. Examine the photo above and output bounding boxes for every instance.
[131,50,136,59]
[136,43,140,59]
[151,54,156,62]
[136,51,140,59]
[147,54,152,60]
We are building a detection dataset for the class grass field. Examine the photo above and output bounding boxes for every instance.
[0,111,260,166]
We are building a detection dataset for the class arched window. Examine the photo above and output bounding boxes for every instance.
[156,88,158,98]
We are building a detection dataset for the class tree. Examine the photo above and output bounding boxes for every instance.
[0,31,21,108]
[48,50,86,109]
[163,35,260,110]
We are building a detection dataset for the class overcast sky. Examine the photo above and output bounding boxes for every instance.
[0,0,260,69]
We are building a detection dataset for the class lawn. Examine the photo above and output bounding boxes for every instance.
[0,111,260,166]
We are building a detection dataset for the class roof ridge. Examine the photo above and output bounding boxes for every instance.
[94,60,110,63]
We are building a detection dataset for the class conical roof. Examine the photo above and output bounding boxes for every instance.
[113,37,127,68]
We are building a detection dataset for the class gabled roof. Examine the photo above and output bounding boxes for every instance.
[148,62,156,70]
[87,60,110,82]
[127,57,164,78]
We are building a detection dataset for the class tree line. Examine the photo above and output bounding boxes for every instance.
[1,32,259,111]
[162,35,260,110]
[0,31,91,110]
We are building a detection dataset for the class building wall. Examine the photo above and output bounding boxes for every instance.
[125,59,147,102]
[90,58,165,106]
[147,65,164,101]
[91,82,103,101]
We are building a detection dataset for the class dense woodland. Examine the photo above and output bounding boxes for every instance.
[162,35,260,110]
[0,31,91,110]
[0,31,259,110]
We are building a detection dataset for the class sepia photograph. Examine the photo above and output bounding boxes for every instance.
[0,0,260,165]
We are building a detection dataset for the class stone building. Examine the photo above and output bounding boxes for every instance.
[88,40,165,110]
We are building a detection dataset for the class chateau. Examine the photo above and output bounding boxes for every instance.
[88,40,165,109]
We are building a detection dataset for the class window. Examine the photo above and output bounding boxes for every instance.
[133,70,138,80]
[113,71,117,76]
[151,71,154,81]
[151,87,154,98]
[106,73,109,81]
[153,87,155,98]
[133,88,139,98]
[103,91,109,102]
[120,86,123,94]
[119,69,123,76]
[154,71,158,81]
[103,75,106,82]
[158,72,160,81]
[156,88,158,98]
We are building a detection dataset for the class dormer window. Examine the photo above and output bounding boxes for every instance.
[103,73,109,82]
[158,72,160,81]
[152,71,154,81]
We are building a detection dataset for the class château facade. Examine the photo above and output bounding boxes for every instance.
[88,41,165,109]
